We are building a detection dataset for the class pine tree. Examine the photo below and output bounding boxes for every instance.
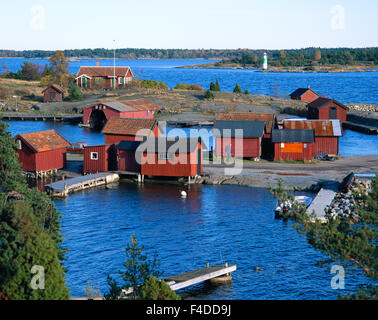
[233,83,242,94]
[209,82,216,91]
[204,90,215,100]
[215,79,221,91]
[244,89,250,95]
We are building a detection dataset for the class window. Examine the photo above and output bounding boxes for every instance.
[119,77,124,85]
[91,152,98,160]
[16,139,22,150]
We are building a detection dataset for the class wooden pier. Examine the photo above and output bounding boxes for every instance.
[343,121,378,135]
[1,112,82,123]
[163,263,237,291]
[166,120,214,127]
[307,183,338,222]
[44,172,119,198]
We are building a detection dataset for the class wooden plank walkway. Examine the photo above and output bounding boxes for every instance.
[163,264,237,291]
[307,184,338,221]
[1,112,82,123]
[44,172,119,198]
[343,121,378,135]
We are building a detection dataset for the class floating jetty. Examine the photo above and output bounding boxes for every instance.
[1,113,82,123]
[343,121,378,135]
[44,172,119,198]
[307,183,338,222]
[163,263,237,291]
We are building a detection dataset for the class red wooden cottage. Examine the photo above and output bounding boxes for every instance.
[216,113,276,159]
[271,129,315,161]
[284,119,342,156]
[14,129,71,174]
[83,144,118,174]
[83,99,163,129]
[289,87,319,103]
[139,137,205,178]
[213,120,265,158]
[307,97,347,123]
[102,117,162,145]
[42,84,65,103]
[75,66,134,89]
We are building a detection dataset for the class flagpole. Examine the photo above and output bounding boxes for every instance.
[113,40,116,89]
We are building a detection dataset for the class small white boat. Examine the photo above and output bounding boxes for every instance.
[275,196,312,218]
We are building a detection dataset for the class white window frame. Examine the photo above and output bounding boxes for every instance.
[91,152,99,160]
[16,139,22,150]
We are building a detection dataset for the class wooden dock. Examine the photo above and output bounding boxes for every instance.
[343,121,378,135]
[166,120,214,127]
[163,264,237,291]
[1,112,82,123]
[307,183,338,222]
[44,172,119,198]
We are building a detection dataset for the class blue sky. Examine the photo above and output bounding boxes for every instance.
[1,0,377,50]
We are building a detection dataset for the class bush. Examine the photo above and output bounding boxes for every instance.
[244,89,250,95]
[68,83,83,101]
[132,79,168,90]
[0,87,12,99]
[174,83,204,91]
[204,90,215,100]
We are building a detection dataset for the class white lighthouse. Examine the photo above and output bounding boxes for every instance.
[263,52,268,70]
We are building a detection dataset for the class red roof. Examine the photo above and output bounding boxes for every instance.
[216,113,275,133]
[87,99,163,113]
[76,66,132,78]
[102,118,158,136]
[16,130,71,152]
[283,120,342,137]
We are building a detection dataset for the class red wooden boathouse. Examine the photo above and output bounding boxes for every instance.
[14,129,71,173]
[83,99,162,129]
[213,120,265,158]
[75,66,134,89]
[83,144,118,174]
[140,137,205,177]
[289,87,319,103]
[307,97,347,123]
[272,129,315,161]
[42,84,65,103]
[102,117,162,145]
[284,119,342,156]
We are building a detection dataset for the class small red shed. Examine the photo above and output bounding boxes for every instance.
[272,129,315,161]
[75,66,134,89]
[289,87,319,103]
[83,99,163,129]
[140,137,205,177]
[42,84,65,103]
[116,141,142,173]
[213,120,265,158]
[14,129,71,173]
[307,97,347,123]
[284,119,342,156]
[83,144,118,174]
[102,117,162,145]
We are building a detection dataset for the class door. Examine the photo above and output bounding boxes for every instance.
[82,77,86,88]
[49,91,56,101]
[197,148,202,174]
[329,106,337,119]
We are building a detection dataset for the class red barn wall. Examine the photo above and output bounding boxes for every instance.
[84,145,110,173]
[118,150,141,172]
[43,87,63,103]
[216,137,261,158]
[16,142,36,172]
[274,143,313,161]
[308,103,347,123]
[313,137,339,156]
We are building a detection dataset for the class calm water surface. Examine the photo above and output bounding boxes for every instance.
[55,183,369,299]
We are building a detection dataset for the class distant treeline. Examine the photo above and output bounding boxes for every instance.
[0,47,377,66]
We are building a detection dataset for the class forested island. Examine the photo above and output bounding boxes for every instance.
[1,47,377,67]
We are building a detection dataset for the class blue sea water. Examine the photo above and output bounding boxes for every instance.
[1,58,377,104]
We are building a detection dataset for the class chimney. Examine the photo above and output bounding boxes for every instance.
[308,84,310,89]
[96,61,99,66]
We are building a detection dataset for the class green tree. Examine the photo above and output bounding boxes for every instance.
[139,276,181,300]
[105,234,164,300]
[209,81,216,91]
[215,79,221,91]
[68,83,83,101]
[204,90,215,100]
[233,83,242,94]
[244,89,250,95]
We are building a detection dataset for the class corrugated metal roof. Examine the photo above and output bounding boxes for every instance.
[271,129,315,143]
[16,129,71,153]
[216,113,275,133]
[93,99,163,113]
[213,120,265,138]
[283,119,342,137]
[102,118,157,136]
